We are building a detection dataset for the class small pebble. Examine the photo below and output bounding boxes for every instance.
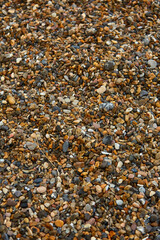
[116,200,123,206]
[37,186,46,194]
[148,59,157,68]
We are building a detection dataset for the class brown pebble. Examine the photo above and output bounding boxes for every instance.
[55,220,64,228]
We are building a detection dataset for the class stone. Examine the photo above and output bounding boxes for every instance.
[85,204,91,212]
[150,214,158,223]
[116,200,123,206]
[37,186,46,194]
[104,61,115,71]
[55,220,64,228]
[14,191,22,197]
[25,142,37,150]
[155,152,160,160]
[115,143,120,150]
[63,140,69,153]
[96,84,106,94]
[148,59,157,68]
[100,158,112,168]
[6,198,16,206]
[99,102,114,111]
[7,95,15,105]
[96,185,102,193]
[102,135,113,145]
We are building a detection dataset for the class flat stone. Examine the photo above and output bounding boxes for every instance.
[14,191,22,197]
[37,186,46,194]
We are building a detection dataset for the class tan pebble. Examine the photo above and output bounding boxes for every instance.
[37,186,46,194]
[24,218,29,223]
[2,188,8,194]
[155,152,160,160]
[83,223,91,229]
[43,162,49,168]
[7,95,15,105]
[133,202,140,208]
[51,211,57,218]
[93,122,100,129]
[55,220,64,227]
[96,185,102,193]
[6,221,11,228]
[128,174,135,179]
[138,171,147,177]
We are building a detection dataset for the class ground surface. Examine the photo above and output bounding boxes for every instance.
[0,0,160,239]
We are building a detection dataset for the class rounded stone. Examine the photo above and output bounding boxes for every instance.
[37,186,46,194]
[55,220,64,228]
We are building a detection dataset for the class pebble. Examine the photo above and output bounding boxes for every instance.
[85,204,91,212]
[63,140,69,153]
[148,59,157,68]
[115,143,120,150]
[37,186,46,194]
[104,61,115,71]
[7,95,15,105]
[96,185,102,193]
[102,135,113,145]
[14,191,22,198]
[6,199,16,206]
[2,188,8,194]
[116,200,124,206]
[55,220,64,228]
[99,102,114,111]
[25,142,37,150]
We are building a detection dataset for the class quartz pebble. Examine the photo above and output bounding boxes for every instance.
[37,187,46,194]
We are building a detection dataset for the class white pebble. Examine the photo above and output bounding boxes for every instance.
[115,143,120,150]
[16,58,22,63]
[116,200,123,206]
[117,161,123,168]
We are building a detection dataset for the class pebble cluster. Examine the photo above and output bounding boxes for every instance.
[0,0,160,239]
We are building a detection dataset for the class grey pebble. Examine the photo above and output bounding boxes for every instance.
[101,158,112,168]
[63,140,69,153]
[148,59,157,68]
[102,135,113,145]
[25,142,37,150]
[14,191,22,198]
[104,61,115,71]
[140,90,148,98]
[99,102,114,111]
[85,204,91,212]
